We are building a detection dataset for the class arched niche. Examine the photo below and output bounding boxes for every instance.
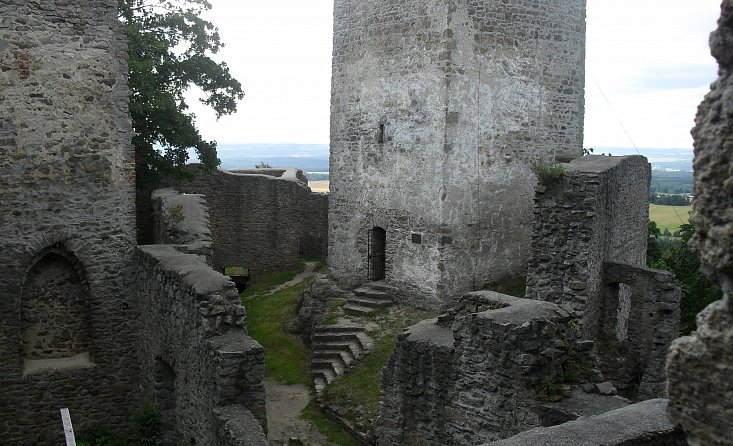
[20,245,92,368]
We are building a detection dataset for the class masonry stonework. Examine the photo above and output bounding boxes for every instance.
[0,1,139,442]
[136,245,267,445]
[667,1,733,444]
[526,155,679,400]
[172,166,328,276]
[329,0,587,305]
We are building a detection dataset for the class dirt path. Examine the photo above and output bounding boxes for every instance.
[265,379,328,445]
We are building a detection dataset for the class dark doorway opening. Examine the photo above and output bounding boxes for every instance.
[368,227,386,280]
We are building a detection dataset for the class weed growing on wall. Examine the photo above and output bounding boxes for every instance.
[532,162,565,186]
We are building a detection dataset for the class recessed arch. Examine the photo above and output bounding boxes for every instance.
[20,244,91,361]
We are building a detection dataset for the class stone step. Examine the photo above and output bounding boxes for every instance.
[349,295,393,309]
[313,349,356,367]
[313,330,367,345]
[343,302,378,314]
[353,287,393,300]
[312,340,365,360]
[312,358,345,376]
[313,366,337,384]
[313,324,365,334]
[364,281,400,293]
[314,375,326,393]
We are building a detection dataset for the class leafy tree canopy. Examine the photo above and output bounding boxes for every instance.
[118,0,243,190]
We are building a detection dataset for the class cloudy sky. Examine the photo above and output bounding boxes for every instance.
[186,0,722,150]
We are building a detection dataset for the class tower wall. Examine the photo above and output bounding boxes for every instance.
[329,0,586,304]
[0,1,138,442]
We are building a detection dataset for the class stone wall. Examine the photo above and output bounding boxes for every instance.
[329,0,587,305]
[0,1,139,443]
[667,1,733,443]
[171,165,328,277]
[152,188,214,264]
[525,155,679,400]
[487,399,687,446]
[376,291,576,445]
[136,245,267,445]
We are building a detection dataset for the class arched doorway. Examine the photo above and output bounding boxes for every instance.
[368,227,386,280]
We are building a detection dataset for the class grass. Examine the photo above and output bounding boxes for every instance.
[240,267,304,299]
[243,280,311,386]
[649,204,692,233]
[300,402,362,446]
[321,307,439,423]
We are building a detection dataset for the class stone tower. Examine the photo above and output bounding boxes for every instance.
[329,0,587,305]
[0,1,138,443]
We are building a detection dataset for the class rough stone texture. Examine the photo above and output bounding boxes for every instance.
[667,1,733,444]
[152,188,214,265]
[329,0,587,305]
[136,245,267,445]
[599,262,680,400]
[525,155,678,399]
[376,291,578,445]
[171,165,328,276]
[0,1,139,443]
[486,398,687,446]
[287,275,351,343]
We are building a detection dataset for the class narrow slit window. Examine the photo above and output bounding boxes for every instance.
[378,123,385,144]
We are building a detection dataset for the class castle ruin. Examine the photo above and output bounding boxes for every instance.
[329,0,587,305]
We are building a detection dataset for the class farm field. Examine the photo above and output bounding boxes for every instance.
[649,204,692,233]
[309,180,330,193]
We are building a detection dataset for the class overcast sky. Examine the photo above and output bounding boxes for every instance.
[186,0,722,150]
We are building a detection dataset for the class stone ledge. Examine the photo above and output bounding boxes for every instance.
[485,399,686,446]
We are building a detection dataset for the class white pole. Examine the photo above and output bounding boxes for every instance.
[60,408,76,446]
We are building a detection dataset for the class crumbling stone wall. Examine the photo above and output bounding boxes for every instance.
[136,245,267,445]
[525,155,679,399]
[0,1,139,443]
[667,1,733,443]
[329,0,587,304]
[377,292,575,445]
[171,165,328,276]
[152,188,214,264]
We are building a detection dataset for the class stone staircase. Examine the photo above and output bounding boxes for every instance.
[343,281,398,315]
[311,325,373,394]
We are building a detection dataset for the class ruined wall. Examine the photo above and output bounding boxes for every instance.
[172,166,328,277]
[525,155,679,399]
[330,0,586,305]
[487,399,687,446]
[152,188,214,264]
[667,1,733,443]
[526,156,650,336]
[376,292,575,445]
[137,245,267,445]
[0,1,139,442]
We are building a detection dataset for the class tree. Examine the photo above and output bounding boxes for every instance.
[648,219,723,334]
[118,0,244,191]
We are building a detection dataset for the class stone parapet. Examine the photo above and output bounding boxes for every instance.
[136,245,267,445]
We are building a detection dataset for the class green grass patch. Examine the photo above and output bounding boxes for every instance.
[321,307,439,423]
[240,268,303,299]
[300,402,362,446]
[243,281,311,385]
[649,204,692,233]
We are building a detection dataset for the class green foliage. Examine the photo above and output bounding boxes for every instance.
[648,218,723,335]
[300,402,362,446]
[532,162,565,186]
[536,378,564,403]
[322,298,347,325]
[131,401,162,445]
[118,0,244,192]
[167,204,184,222]
[240,268,302,299]
[243,281,311,385]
